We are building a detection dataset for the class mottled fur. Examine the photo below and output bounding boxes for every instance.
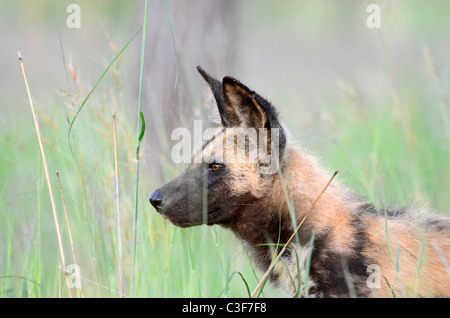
[150,67,450,297]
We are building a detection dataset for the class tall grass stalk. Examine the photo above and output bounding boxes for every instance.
[67,27,143,158]
[56,171,84,298]
[112,112,124,297]
[163,0,179,102]
[303,231,315,297]
[131,0,148,296]
[18,52,72,297]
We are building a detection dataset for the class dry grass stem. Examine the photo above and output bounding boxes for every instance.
[56,171,84,298]
[18,51,72,297]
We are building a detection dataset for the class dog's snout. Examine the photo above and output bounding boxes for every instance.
[149,190,166,210]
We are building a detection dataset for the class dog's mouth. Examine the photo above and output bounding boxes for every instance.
[150,188,233,228]
[156,208,227,228]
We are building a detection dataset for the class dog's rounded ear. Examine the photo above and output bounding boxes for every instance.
[222,76,267,129]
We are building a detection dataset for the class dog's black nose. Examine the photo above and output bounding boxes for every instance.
[149,190,166,209]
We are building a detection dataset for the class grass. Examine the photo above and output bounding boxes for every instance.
[320,81,450,212]
[18,51,72,297]
[2,18,266,297]
[130,0,148,296]
[1,2,449,298]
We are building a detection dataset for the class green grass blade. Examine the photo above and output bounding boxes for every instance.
[303,231,315,297]
[163,0,178,102]
[131,0,148,296]
[236,272,251,298]
[217,271,251,298]
[136,111,146,156]
[67,27,142,153]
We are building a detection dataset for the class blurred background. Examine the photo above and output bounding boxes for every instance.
[0,0,449,297]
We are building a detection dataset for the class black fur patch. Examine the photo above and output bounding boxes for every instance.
[308,219,371,297]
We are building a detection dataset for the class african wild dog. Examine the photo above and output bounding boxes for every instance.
[150,66,450,297]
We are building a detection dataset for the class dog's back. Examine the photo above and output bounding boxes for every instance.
[362,206,450,297]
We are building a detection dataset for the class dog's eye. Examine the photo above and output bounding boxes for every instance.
[210,163,223,172]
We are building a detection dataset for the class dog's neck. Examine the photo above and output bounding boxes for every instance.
[220,146,361,272]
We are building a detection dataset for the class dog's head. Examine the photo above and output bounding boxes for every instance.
[149,66,287,227]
